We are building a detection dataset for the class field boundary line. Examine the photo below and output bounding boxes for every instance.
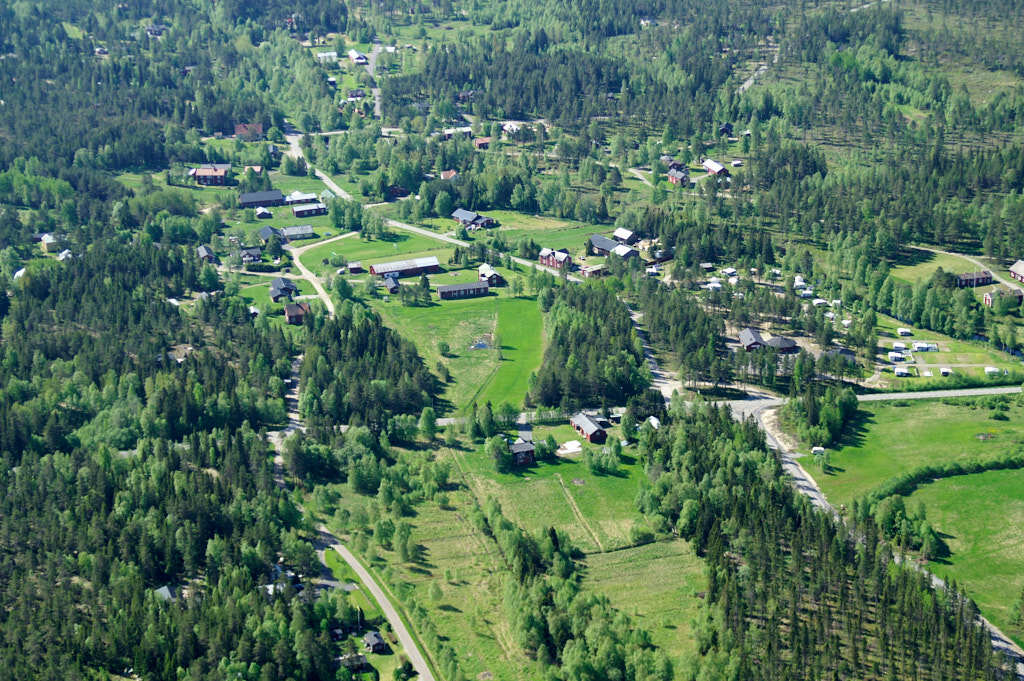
[554,473,604,553]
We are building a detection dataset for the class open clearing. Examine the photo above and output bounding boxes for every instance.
[299,231,450,275]
[908,468,1024,647]
[373,296,543,412]
[890,249,980,284]
[818,398,1024,507]
[583,540,705,669]
[451,433,648,554]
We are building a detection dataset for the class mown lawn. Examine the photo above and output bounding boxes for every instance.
[817,398,1024,508]
[299,232,450,276]
[908,469,1024,647]
[238,277,315,307]
[372,294,542,413]
[583,540,705,669]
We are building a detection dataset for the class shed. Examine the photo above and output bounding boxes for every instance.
[612,227,637,244]
[437,281,489,300]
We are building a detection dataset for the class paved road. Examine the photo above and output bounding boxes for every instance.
[315,168,353,201]
[857,385,1021,401]
[912,245,1016,288]
[322,533,436,681]
[365,44,383,118]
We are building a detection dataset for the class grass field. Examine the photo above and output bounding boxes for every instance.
[582,540,705,668]
[239,277,315,307]
[907,469,1024,647]
[451,433,648,554]
[373,295,542,412]
[890,249,979,284]
[299,232,450,275]
[817,398,1024,508]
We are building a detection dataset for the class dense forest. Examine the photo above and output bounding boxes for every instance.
[636,402,1007,680]
[529,285,649,409]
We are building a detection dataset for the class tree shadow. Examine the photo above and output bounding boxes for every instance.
[438,604,462,613]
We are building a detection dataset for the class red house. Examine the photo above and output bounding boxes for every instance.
[235,122,264,140]
[1010,260,1024,283]
[284,302,311,325]
[570,413,607,444]
[539,247,572,269]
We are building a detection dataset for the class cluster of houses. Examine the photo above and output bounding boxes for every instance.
[451,208,496,230]
[237,189,327,218]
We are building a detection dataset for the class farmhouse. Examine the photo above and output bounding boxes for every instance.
[239,246,262,264]
[280,225,315,241]
[509,438,535,466]
[667,167,689,185]
[39,233,65,253]
[612,227,637,244]
[955,270,992,287]
[539,248,572,268]
[363,632,387,653]
[702,159,729,176]
[440,169,458,180]
[451,208,496,229]
[478,263,503,286]
[588,234,618,256]
[284,302,311,325]
[570,413,607,444]
[284,190,318,205]
[473,137,492,149]
[739,328,765,351]
[1011,260,1024,283]
[370,256,441,278]
[192,166,227,185]
[196,245,215,262]
[269,277,299,302]
[437,281,489,300]
[239,189,284,208]
[348,49,368,65]
[983,286,1024,308]
[292,202,327,218]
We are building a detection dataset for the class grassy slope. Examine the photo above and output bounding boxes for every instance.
[582,540,704,669]
[817,399,1024,508]
[451,433,647,554]
[373,295,543,413]
[908,469,1024,647]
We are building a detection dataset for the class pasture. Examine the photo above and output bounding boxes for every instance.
[817,398,1024,508]
[909,469,1024,646]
